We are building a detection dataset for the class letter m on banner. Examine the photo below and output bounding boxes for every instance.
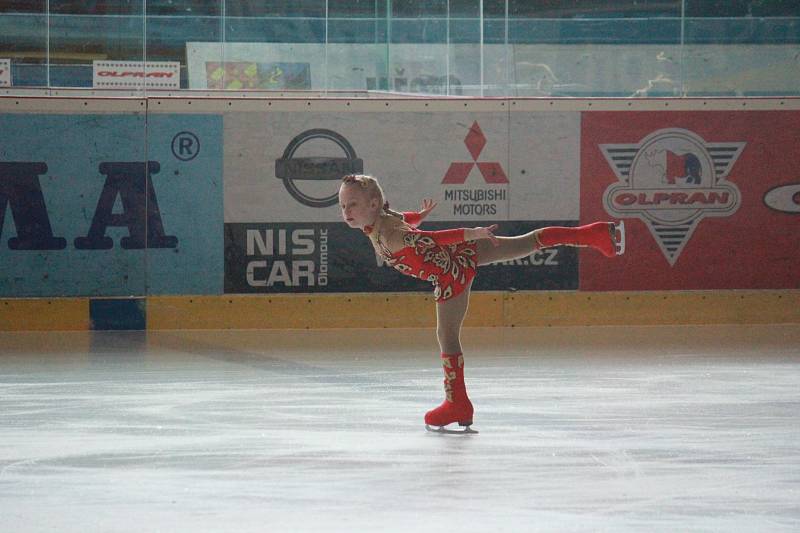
[0,162,66,250]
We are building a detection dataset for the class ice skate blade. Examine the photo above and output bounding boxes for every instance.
[613,220,626,256]
[425,424,479,435]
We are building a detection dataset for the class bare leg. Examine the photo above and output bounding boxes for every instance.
[435,280,473,354]
[427,281,475,428]
[476,232,540,266]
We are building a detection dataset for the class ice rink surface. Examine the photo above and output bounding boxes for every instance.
[1,324,799,532]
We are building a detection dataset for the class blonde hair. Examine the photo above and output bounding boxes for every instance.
[340,174,403,219]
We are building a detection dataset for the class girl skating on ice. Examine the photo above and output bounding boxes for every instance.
[339,174,624,433]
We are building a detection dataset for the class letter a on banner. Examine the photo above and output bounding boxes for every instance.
[75,161,177,249]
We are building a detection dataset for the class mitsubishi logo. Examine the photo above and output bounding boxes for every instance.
[442,121,508,184]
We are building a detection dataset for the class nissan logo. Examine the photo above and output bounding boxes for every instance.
[275,129,363,208]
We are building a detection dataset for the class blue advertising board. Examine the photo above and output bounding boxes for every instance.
[0,113,223,296]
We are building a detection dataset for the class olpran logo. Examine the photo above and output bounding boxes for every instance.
[601,128,745,265]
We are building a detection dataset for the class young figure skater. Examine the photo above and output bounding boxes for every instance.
[339,174,624,433]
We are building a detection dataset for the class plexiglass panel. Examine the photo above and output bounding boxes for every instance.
[483,0,511,96]
[328,0,389,92]
[0,1,799,95]
[683,1,800,96]
[216,1,324,92]
[447,0,481,96]
[47,1,145,90]
[387,1,451,95]
[146,0,222,92]
[508,0,683,97]
[0,1,46,87]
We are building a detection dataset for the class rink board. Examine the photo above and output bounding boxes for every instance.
[0,96,798,330]
[580,110,800,291]
[0,98,223,297]
[1,290,798,331]
[1,96,798,299]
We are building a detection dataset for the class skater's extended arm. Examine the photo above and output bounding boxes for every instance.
[402,198,438,227]
[376,218,499,253]
[404,225,500,246]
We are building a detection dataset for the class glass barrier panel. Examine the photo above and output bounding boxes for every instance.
[385,0,450,95]
[328,0,389,93]
[508,0,683,97]
[146,0,222,92]
[484,0,511,96]
[3,3,799,97]
[48,1,145,90]
[683,0,800,96]
[219,0,325,92]
[0,1,46,88]
[447,0,482,96]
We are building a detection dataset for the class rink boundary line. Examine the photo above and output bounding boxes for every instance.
[1,290,798,331]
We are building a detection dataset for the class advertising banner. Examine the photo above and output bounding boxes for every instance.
[0,59,10,87]
[0,111,223,296]
[580,110,800,290]
[92,61,180,89]
[224,110,580,222]
[222,108,582,294]
[204,61,310,91]
[224,220,577,295]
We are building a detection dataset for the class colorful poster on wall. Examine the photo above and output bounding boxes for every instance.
[580,110,800,290]
[205,62,311,90]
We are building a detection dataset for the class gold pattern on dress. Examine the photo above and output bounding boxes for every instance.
[376,224,477,302]
[393,262,412,274]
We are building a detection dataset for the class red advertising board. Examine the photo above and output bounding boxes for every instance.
[580,111,800,291]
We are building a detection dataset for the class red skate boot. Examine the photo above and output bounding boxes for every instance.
[536,221,625,257]
[425,353,477,434]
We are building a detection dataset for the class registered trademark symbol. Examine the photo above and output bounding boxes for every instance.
[171,131,200,161]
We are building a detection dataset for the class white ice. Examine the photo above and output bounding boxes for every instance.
[1,325,799,532]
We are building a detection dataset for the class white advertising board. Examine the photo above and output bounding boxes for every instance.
[0,59,10,87]
[92,61,180,89]
[223,107,580,223]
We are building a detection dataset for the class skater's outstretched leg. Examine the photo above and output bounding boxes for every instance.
[426,283,474,431]
[476,221,625,265]
[476,233,540,266]
[536,221,624,258]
